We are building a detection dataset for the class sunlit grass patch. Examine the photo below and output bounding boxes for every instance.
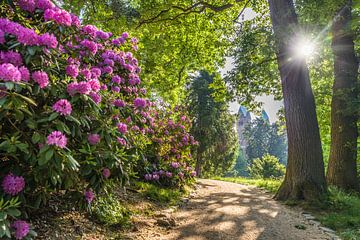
[134,182,185,206]
[211,176,282,193]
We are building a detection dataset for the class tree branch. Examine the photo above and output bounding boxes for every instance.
[136,0,244,28]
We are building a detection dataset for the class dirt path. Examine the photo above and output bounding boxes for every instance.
[130,179,334,240]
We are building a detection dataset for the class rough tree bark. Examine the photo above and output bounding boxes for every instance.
[327,1,360,191]
[268,0,327,200]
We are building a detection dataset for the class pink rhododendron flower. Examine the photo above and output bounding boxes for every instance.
[47,131,67,148]
[0,63,21,82]
[134,98,147,108]
[18,0,36,12]
[88,134,100,145]
[70,14,80,27]
[171,162,180,169]
[2,173,25,196]
[32,71,49,88]
[152,174,160,180]
[113,99,125,107]
[102,168,110,178]
[39,33,58,48]
[112,75,122,84]
[0,51,23,66]
[11,220,30,240]
[144,174,152,181]
[122,32,129,39]
[91,67,101,79]
[190,171,197,177]
[84,190,95,203]
[76,81,91,94]
[19,66,30,82]
[89,92,101,104]
[0,30,5,44]
[44,8,72,26]
[165,172,173,178]
[117,123,128,134]
[52,99,72,116]
[112,86,120,92]
[81,39,98,55]
[88,79,100,92]
[82,25,98,37]
[80,68,91,79]
[66,64,79,78]
[117,137,126,146]
[178,172,184,178]
[36,0,55,10]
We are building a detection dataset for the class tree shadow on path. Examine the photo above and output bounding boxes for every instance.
[163,180,329,240]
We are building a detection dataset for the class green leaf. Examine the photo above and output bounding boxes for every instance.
[6,208,21,217]
[32,132,41,144]
[48,112,59,121]
[45,149,54,161]
[4,82,14,90]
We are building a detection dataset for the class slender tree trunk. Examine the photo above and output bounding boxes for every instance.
[327,1,359,191]
[268,0,327,201]
[195,153,203,177]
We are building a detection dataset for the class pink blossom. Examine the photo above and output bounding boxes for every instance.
[2,173,25,196]
[190,171,197,177]
[0,51,23,66]
[19,66,30,82]
[165,172,173,178]
[122,32,129,39]
[117,137,126,146]
[82,25,98,37]
[11,220,30,240]
[39,33,58,48]
[66,64,79,78]
[178,172,184,178]
[89,92,101,104]
[47,131,67,148]
[67,82,78,96]
[44,8,72,26]
[117,123,127,134]
[80,39,98,55]
[36,0,55,10]
[144,174,152,181]
[88,134,100,145]
[32,71,49,88]
[80,68,91,79]
[171,162,180,169]
[102,168,111,178]
[112,86,120,92]
[0,63,21,82]
[0,30,5,44]
[88,79,100,92]
[91,67,101,79]
[112,75,122,84]
[113,99,126,107]
[76,81,91,94]
[52,99,72,116]
[133,98,147,108]
[18,0,36,12]
[84,190,95,203]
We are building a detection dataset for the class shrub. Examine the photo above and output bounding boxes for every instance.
[0,1,196,239]
[248,154,285,179]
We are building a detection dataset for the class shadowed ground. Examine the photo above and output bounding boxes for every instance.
[130,179,332,240]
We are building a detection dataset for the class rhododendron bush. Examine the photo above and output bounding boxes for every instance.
[0,1,195,239]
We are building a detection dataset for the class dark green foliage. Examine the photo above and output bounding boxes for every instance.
[248,154,286,179]
[244,118,287,165]
[135,182,183,206]
[92,194,131,227]
[188,71,238,177]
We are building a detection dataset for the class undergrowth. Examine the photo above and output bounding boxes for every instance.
[134,181,187,206]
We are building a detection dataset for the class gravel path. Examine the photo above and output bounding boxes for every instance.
[131,179,334,240]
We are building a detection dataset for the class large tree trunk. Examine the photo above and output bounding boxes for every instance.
[327,1,360,191]
[268,0,327,201]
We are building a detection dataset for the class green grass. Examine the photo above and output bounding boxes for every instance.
[211,176,282,193]
[212,177,360,240]
[315,187,360,240]
[134,182,185,206]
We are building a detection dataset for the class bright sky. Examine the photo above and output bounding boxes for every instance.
[220,8,283,123]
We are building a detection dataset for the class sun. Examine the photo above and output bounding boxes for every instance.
[293,37,316,59]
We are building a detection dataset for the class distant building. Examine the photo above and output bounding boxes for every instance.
[237,106,251,152]
[236,106,270,153]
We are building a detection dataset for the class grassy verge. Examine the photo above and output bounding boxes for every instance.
[134,181,188,206]
[212,177,360,240]
[211,176,282,193]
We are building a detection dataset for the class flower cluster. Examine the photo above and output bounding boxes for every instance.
[1,174,25,196]
[0,2,195,238]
